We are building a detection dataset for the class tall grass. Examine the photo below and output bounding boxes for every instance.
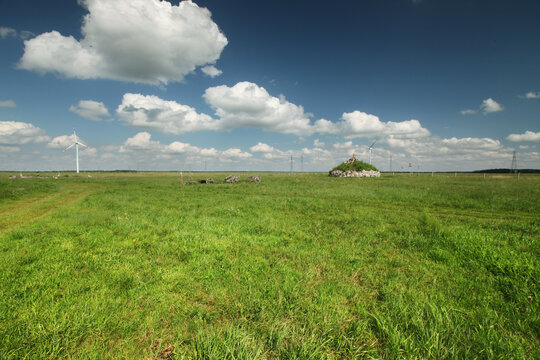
[0,173,538,359]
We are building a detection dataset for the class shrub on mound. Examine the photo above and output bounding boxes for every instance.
[330,154,378,175]
[331,160,378,173]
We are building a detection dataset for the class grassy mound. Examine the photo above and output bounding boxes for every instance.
[331,159,378,174]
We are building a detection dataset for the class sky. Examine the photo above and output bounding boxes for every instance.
[1,0,539,172]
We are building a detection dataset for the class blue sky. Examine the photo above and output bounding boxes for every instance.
[1,0,539,171]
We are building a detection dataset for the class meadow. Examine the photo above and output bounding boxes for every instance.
[0,172,538,359]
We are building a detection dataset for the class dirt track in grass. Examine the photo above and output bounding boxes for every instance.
[0,184,95,233]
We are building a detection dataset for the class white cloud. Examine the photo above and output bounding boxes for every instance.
[0,121,50,145]
[48,133,92,154]
[480,98,503,114]
[122,132,161,151]
[384,120,429,137]
[47,134,78,149]
[80,147,97,157]
[203,82,315,136]
[441,137,501,150]
[117,93,217,134]
[0,100,16,108]
[200,148,218,157]
[0,145,20,153]
[166,141,200,154]
[221,148,252,159]
[340,111,383,134]
[0,27,33,39]
[522,91,540,99]
[201,65,223,78]
[119,86,321,136]
[250,142,275,153]
[507,130,540,142]
[70,100,110,121]
[383,135,503,158]
[18,0,228,84]
[18,30,34,40]
[330,141,369,161]
[0,27,16,39]
[113,85,428,140]
[247,142,308,161]
[460,109,477,115]
[300,145,333,162]
[332,141,354,150]
[333,111,430,138]
[120,132,226,159]
[312,119,339,134]
[313,139,325,148]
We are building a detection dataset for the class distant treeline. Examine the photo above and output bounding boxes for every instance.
[473,168,540,174]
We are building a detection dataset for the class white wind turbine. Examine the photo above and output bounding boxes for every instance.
[63,129,87,173]
[368,140,377,165]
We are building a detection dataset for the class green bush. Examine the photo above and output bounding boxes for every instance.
[330,160,378,173]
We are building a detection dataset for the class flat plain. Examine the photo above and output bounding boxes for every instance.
[0,172,538,359]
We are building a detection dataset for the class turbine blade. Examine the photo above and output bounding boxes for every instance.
[63,143,75,152]
[369,140,377,149]
[78,141,88,148]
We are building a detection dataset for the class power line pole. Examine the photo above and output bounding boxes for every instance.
[290,155,293,173]
[511,151,517,173]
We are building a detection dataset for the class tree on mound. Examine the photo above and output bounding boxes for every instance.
[330,154,378,174]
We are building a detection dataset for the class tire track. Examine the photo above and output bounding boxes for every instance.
[0,184,95,233]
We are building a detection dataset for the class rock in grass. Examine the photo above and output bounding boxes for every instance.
[248,176,261,182]
[225,175,239,183]
[200,178,215,184]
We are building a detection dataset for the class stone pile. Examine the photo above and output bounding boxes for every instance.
[225,175,239,183]
[330,169,381,178]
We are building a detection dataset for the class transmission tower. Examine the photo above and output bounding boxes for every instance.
[290,155,293,173]
[511,151,517,173]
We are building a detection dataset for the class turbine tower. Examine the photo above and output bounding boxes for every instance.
[368,140,377,165]
[63,129,87,173]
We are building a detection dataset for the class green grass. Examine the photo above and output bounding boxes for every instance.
[0,172,538,359]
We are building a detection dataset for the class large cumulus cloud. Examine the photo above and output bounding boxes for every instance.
[115,82,433,139]
[18,0,228,84]
[117,93,217,134]
[335,111,430,139]
[203,82,315,136]
[0,121,50,145]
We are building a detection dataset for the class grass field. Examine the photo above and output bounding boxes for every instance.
[0,172,538,359]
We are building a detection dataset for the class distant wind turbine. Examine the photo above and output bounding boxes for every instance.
[368,140,377,165]
[63,129,87,173]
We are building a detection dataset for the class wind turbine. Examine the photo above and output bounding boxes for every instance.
[63,129,87,173]
[368,140,377,165]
